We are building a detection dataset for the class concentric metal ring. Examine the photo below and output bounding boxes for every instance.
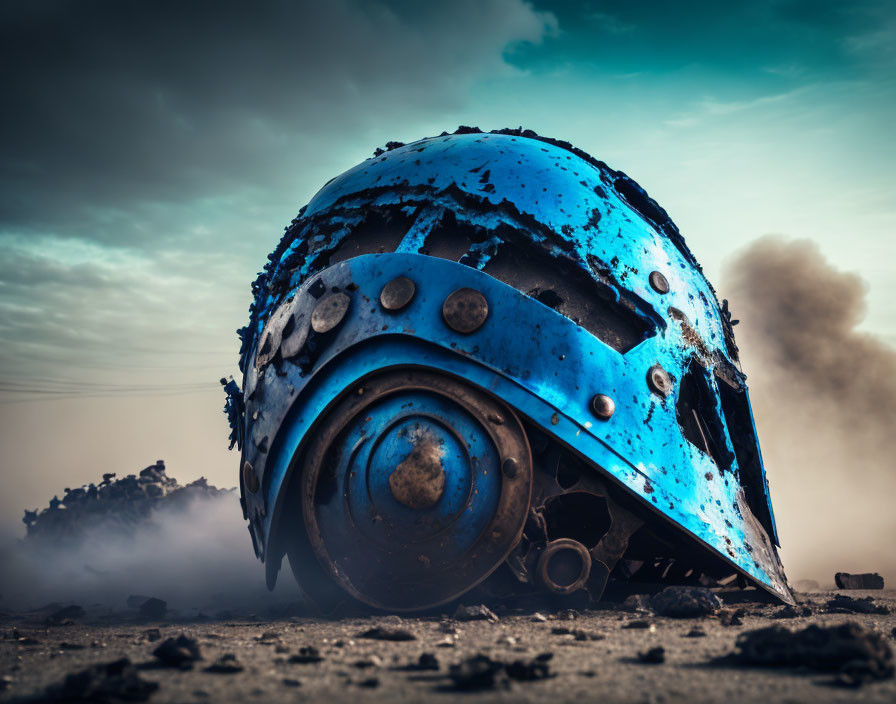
[295,368,532,611]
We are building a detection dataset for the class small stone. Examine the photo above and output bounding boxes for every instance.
[358,677,379,688]
[353,655,382,668]
[772,605,812,619]
[622,620,654,631]
[719,607,746,626]
[505,654,553,681]
[637,647,666,664]
[684,628,706,638]
[826,595,889,615]
[731,622,894,686]
[622,594,652,613]
[282,678,301,687]
[449,654,504,691]
[59,642,85,650]
[289,646,323,664]
[416,653,440,671]
[204,654,243,674]
[41,658,158,702]
[438,620,458,634]
[152,634,201,669]
[357,627,416,642]
[143,628,161,642]
[453,604,499,623]
[531,612,548,622]
[650,586,722,618]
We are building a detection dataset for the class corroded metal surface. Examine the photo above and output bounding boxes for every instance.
[296,369,533,611]
[227,128,792,608]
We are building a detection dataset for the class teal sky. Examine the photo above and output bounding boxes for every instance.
[1,1,894,553]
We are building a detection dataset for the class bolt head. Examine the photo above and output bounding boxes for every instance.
[649,270,670,294]
[242,460,259,493]
[502,457,519,478]
[442,288,489,334]
[380,276,416,311]
[311,292,351,333]
[590,394,615,420]
[647,364,673,397]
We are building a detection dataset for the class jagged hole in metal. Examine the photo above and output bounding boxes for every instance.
[676,359,734,472]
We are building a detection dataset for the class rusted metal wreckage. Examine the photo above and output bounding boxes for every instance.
[223,127,794,611]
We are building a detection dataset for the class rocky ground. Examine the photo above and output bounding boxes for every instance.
[1,589,893,703]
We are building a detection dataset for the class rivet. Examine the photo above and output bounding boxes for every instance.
[647,364,673,397]
[442,288,488,334]
[242,460,259,493]
[311,292,351,333]
[280,314,309,359]
[502,457,519,478]
[590,394,615,420]
[649,271,670,294]
[380,276,416,311]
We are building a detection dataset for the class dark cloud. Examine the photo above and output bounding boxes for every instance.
[0,0,553,386]
[723,236,896,584]
[0,0,553,239]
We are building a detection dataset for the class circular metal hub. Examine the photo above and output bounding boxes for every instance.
[537,538,592,595]
[297,369,532,610]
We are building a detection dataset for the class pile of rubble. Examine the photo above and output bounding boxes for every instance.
[21,460,232,545]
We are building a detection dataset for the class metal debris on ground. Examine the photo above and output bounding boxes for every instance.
[835,572,885,590]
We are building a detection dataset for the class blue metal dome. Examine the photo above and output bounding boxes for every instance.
[225,127,792,609]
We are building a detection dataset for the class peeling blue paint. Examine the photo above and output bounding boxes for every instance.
[229,128,789,603]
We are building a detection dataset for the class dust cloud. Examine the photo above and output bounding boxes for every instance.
[0,491,292,613]
[722,236,896,587]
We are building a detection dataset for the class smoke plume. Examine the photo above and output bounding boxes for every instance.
[723,236,896,587]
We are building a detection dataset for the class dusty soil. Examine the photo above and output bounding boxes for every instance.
[2,590,894,703]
